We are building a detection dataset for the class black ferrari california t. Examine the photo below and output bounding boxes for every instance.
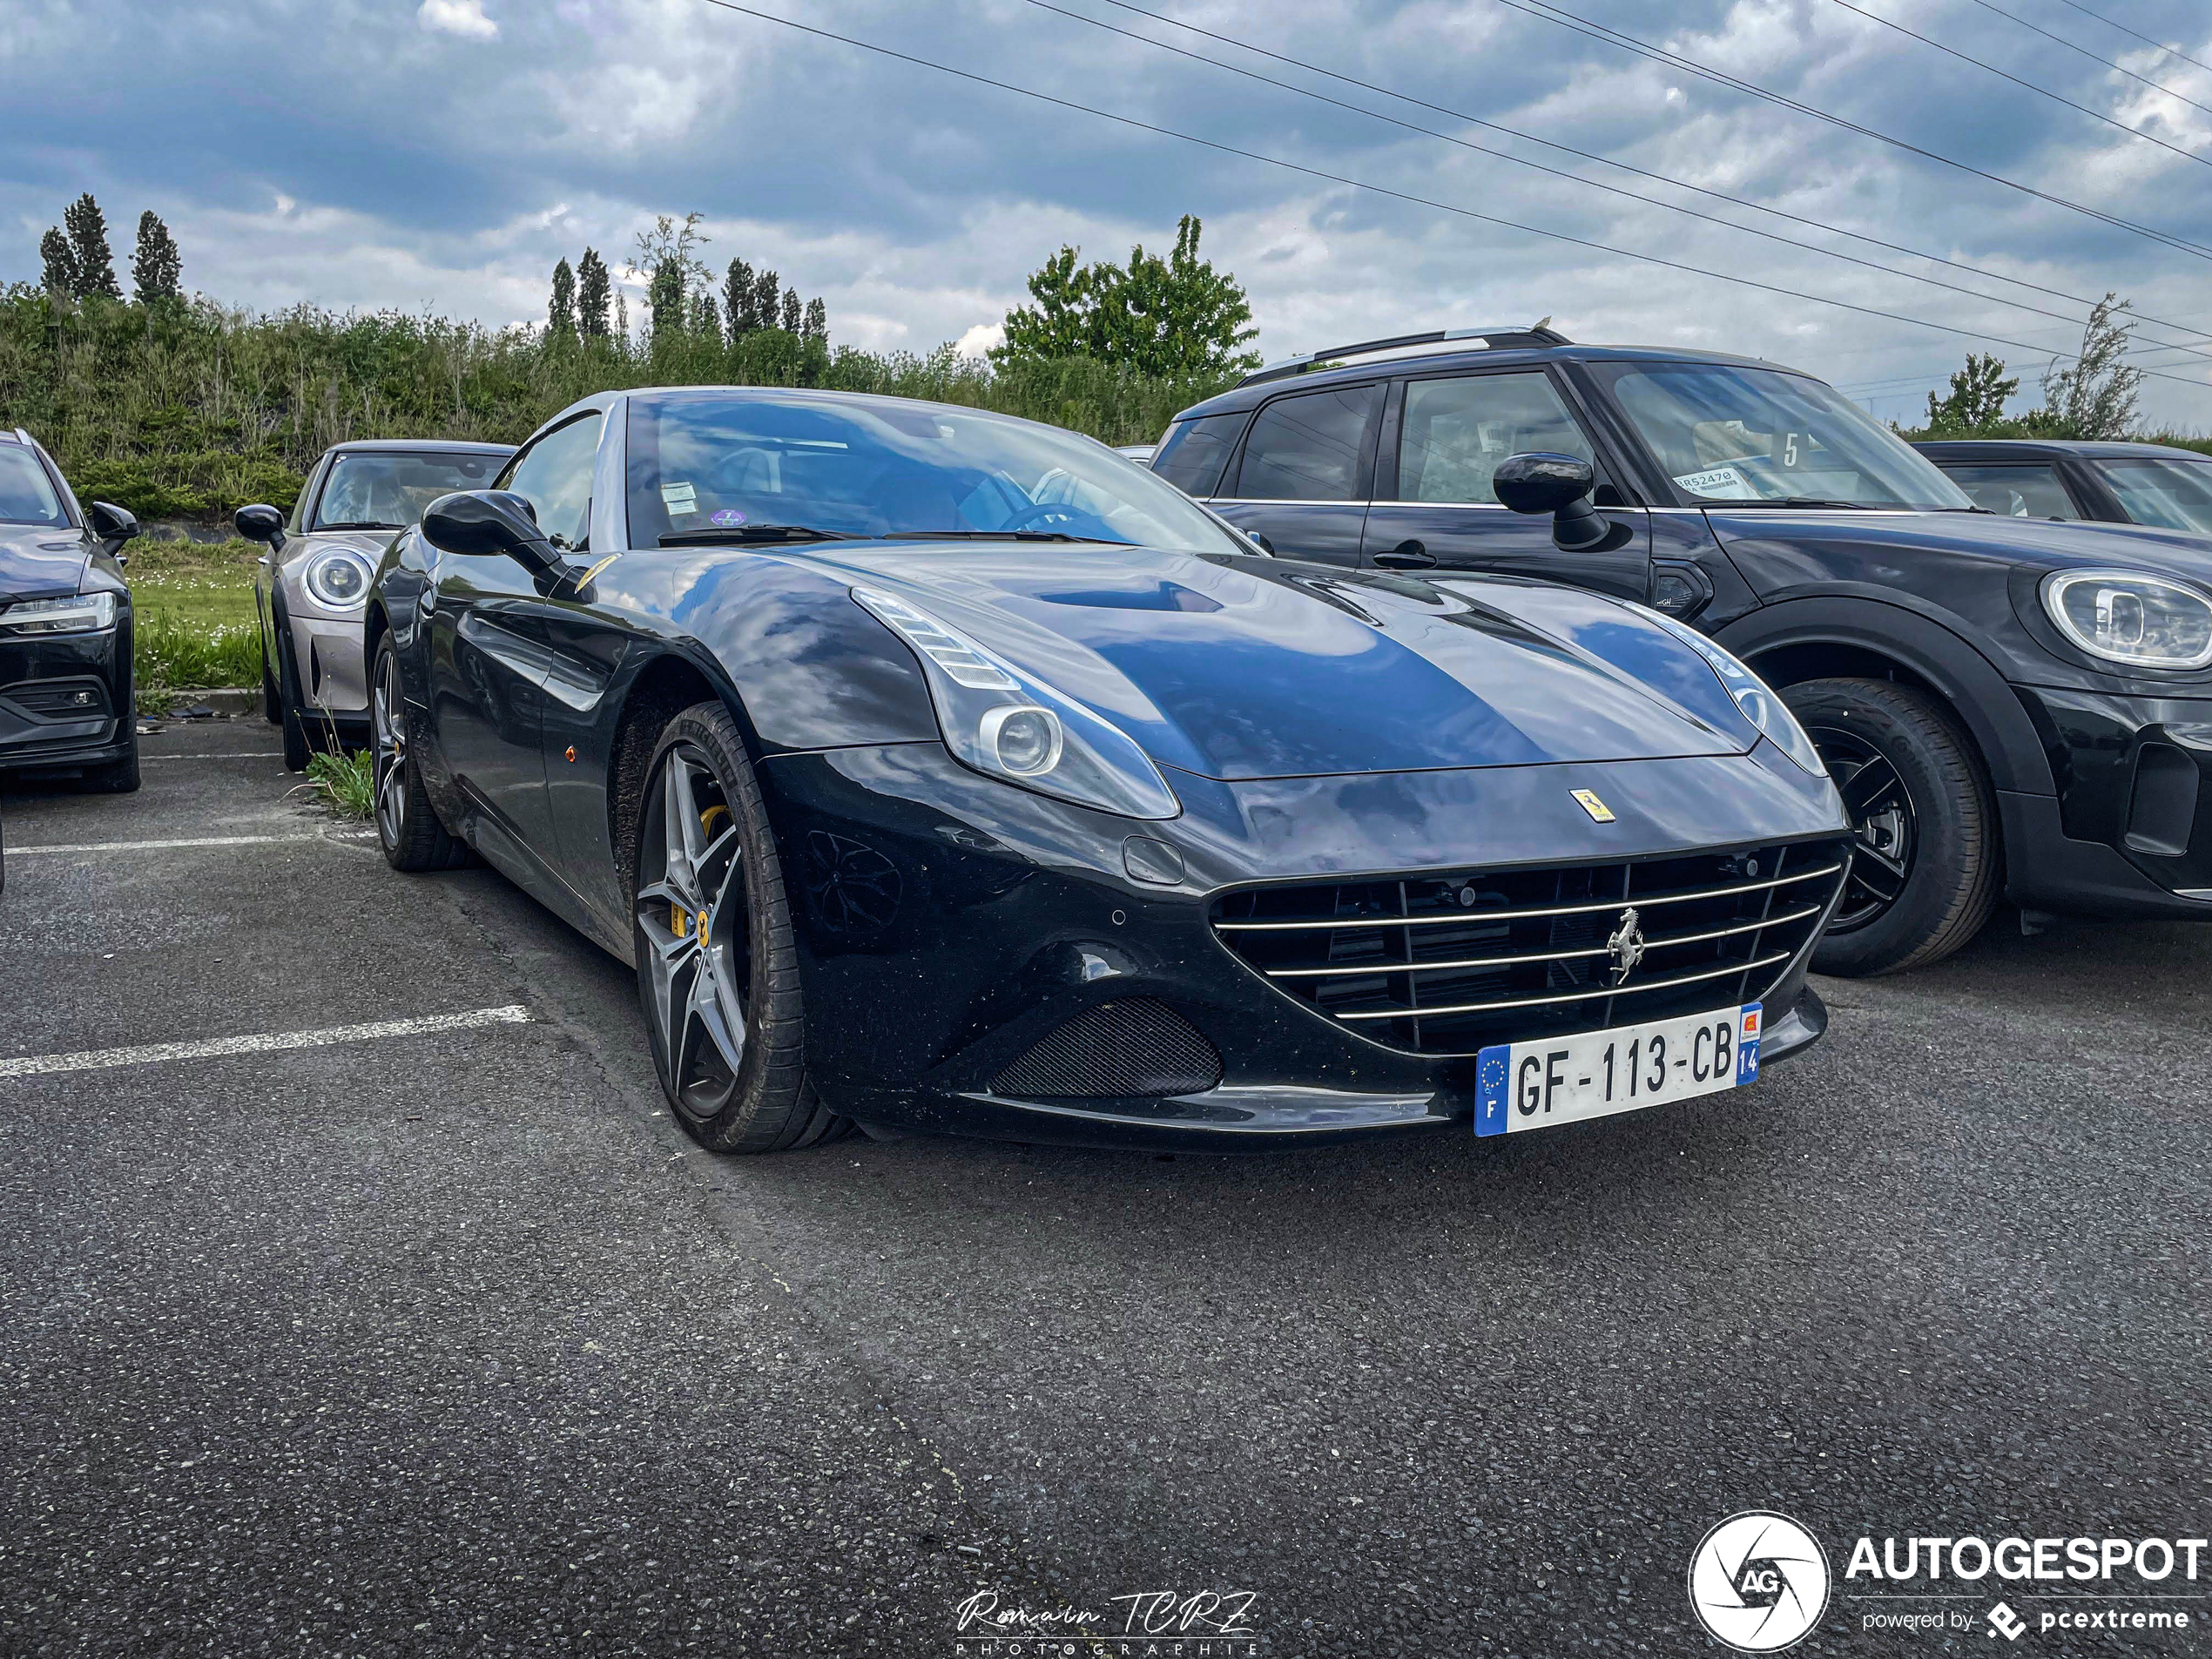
[368,388,1851,1153]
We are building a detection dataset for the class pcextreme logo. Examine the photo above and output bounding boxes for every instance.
[1688,1511,1832,1652]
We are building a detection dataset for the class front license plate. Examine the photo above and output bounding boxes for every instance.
[1475,1002,1761,1136]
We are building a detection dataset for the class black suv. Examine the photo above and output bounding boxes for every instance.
[1916,439,2212,537]
[1152,327,2212,975]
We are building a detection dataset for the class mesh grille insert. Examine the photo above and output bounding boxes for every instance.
[1211,839,1851,1057]
[994,999,1224,1099]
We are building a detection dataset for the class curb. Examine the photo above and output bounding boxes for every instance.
[147,687,257,719]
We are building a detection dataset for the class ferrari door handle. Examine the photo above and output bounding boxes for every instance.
[1372,540,1435,570]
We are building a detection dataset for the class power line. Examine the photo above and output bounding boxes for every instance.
[692,0,2211,395]
[1486,0,2212,263]
[2046,0,2212,80]
[1046,0,2212,361]
[1092,0,2212,342]
[1826,0,2212,171]
[1958,0,2212,119]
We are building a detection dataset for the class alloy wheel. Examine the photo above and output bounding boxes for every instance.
[372,648,408,852]
[635,743,751,1118]
[1811,725,1918,933]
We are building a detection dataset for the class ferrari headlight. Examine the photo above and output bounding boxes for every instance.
[0,591,116,635]
[2042,569,2212,671]
[853,585,1180,819]
[304,550,373,609]
[1643,609,1827,777]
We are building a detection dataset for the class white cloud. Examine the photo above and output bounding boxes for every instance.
[418,0,497,41]
[954,321,1005,358]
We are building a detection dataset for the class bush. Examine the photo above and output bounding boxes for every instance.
[0,286,1233,522]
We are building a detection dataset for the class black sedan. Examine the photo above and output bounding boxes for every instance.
[1916,438,2212,537]
[0,428,140,792]
[366,387,1850,1153]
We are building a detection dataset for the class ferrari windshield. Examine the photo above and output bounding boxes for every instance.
[314,451,503,530]
[1594,361,1975,509]
[625,393,1244,551]
[2091,455,2212,536]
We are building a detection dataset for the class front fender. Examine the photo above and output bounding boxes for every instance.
[1714,593,2054,798]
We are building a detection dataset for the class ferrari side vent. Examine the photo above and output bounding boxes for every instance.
[994,1000,1223,1099]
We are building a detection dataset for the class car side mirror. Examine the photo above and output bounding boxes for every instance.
[233,503,287,552]
[421,489,561,576]
[87,500,138,560]
[1494,452,1616,552]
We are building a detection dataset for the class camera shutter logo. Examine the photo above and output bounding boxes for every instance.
[1687,1511,1831,1652]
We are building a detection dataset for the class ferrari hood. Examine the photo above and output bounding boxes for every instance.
[814,543,1757,781]
[0,525,88,601]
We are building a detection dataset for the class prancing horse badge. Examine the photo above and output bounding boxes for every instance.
[1571,788,1616,824]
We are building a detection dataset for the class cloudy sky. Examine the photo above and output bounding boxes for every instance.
[5,0,2210,427]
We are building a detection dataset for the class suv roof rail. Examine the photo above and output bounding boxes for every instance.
[1236,323,1572,388]
[5,428,29,446]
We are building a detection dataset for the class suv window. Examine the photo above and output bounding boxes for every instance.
[0,444,65,526]
[502,415,604,550]
[1151,411,1248,497]
[1393,372,1593,503]
[1939,463,2079,520]
[1232,385,1379,501]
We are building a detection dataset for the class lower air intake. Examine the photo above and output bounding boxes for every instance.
[994,999,1224,1099]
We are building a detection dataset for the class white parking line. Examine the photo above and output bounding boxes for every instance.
[0,1006,533,1080]
[6,831,375,855]
[143,752,288,761]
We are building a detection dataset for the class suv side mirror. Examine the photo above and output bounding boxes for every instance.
[87,500,139,559]
[233,503,287,552]
[1494,452,1617,551]
[421,489,560,576]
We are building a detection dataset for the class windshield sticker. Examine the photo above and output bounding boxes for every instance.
[710,508,747,527]
[1674,466,1762,500]
[661,482,698,516]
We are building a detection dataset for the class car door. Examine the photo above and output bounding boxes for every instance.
[1205,381,1381,567]
[1359,368,1649,601]
[427,411,602,870]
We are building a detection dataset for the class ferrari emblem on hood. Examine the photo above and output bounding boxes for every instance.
[1571,788,1616,823]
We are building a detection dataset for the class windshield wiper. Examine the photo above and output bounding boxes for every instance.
[890,529,1102,543]
[314,521,402,531]
[659,524,862,546]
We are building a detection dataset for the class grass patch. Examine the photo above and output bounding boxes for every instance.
[126,537,263,695]
[305,747,375,819]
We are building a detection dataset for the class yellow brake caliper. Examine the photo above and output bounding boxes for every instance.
[676,803,733,945]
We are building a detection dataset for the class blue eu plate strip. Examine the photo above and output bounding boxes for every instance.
[1475,1044,1510,1136]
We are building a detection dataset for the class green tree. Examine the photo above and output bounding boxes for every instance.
[2039,293,2142,440]
[691,289,722,343]
[39,227,77,295]
[63,193,120,299]
[779,286,802,335]
[803,296,827,345]
[547,258,577,340]
[752,268,781,332]
[994,214,1258,378]
[724,258,757,334]
[644,256,687,341]
[576,248,610,337]
[1924,352,2017,435]
[131,211,183,304]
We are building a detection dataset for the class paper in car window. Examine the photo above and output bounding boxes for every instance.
[661,482,698,516]
[1674,466,1762,500]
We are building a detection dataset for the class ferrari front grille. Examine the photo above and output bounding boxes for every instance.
[1209,840,1851,1056]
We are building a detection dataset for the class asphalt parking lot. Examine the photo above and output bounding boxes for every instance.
[3,720,2209,1657]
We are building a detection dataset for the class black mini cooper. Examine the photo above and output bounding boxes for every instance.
[1153,327,2212,974]
[1916,439,2212,538]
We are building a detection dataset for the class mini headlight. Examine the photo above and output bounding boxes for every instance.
[1643,609,1828,777]
[0,591,116,635]
[853,585,1179,819]
[304,550,373,608]
[2041,569,2212,671]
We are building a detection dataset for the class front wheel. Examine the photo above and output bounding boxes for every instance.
[371,637,468,872]
[1785,678,1998,976]
[632,701,849,1153]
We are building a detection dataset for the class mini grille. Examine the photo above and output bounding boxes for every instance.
[1210,839,1851,1056]
[994,999,1224,1099]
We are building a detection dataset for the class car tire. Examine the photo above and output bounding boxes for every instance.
[275,629,312,772]
[1785,678,1998,977]
[82,704,141,794]
[370,636,469,873]
[632,699,853,1153]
